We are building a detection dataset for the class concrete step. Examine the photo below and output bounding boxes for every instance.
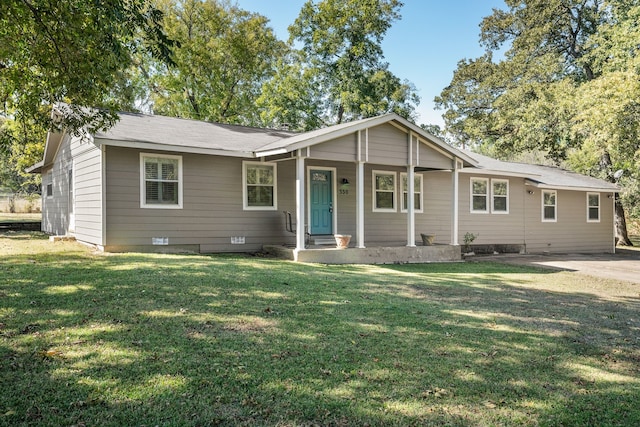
[312,236,335,245]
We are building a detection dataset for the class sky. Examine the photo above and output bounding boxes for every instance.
[234,0,506,127]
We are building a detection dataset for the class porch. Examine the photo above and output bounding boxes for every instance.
[263,243,461,264]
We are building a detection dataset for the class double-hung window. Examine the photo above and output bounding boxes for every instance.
[243,162,277,210]
[587,193,600,222]
[491,179,509,213]
[373,171,396,212]
[400,173,423,212]
[470,178,489,213]
[140,153,183,209]
[542,190,557,222]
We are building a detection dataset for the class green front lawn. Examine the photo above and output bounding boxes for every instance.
[1,232,639,426]
[0,213,41,223]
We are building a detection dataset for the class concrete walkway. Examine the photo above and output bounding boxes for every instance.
[471,248,640,284]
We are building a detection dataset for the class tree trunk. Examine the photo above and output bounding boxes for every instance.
[600,151,633,246]
[615,193,633,246]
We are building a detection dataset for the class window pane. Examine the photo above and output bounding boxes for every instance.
[414,192,421,210]
[246,167,257,184]
[472,180,487,195]
[544,206,556,220]
[376,175,394,191]
[146,181,159,203]
[544,192,556,205]
[161,161,177,180]
[589,207,599,220]
[473,196,487,211]
[376,192,394,209]
[493,181,507,196]
[493,197,507,211]
[247,186,273,207]
[258,167,274,185]
[588,194,599,207]
[145,161,158,179]
[161,182,178,204]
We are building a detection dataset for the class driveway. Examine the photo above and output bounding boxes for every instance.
[472,248,640,284]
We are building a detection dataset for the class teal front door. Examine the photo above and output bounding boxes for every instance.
[310,169,333,235]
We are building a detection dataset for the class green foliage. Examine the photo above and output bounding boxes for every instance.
[0,0,175,134]
[149,0,286,125]
[436,0,640,226]
[1,233,639,426]
[279,0,419,126]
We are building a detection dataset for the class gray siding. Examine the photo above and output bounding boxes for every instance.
[71,137,103,245]
[367,124,409,166]
[104,146,293,252]
[524,189,614,253]
[41,135,72,236]
[458,174,526,245]
[421,171,454,244]
[457,173,614,253]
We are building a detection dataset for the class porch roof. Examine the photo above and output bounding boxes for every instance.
[255,113,478,166]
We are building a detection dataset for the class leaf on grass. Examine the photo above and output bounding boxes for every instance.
[39,349,64,359]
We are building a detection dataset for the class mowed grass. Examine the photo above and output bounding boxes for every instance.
[1,232,639,426]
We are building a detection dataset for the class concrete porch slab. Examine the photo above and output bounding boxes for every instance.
[263,244,461,264]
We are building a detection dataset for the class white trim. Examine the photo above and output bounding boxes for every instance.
[242,160,278,211]
[525,180,618,193]
[140,153,183,209]
[372,170,397,212]
[460,167,540,179]
[541,190,557,222]
[491,178,509,214]
[587,192,600,223]
[295,153,305,250]
[98,138,252,158]
[470,177,489,214]
[307,166,337,235]
[357,162,365,248]
[400,172,424,213]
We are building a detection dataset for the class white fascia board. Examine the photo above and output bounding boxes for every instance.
[525,181,619,193]
[459,167,539,179]
[255,148,288,157]
[95,138,255,158]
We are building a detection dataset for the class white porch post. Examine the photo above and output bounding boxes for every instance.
[451,158,460,245]
[356,160,365,248]
[295,150,306,251]
[406,165,416,247]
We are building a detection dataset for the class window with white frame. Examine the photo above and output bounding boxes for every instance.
[140,153,183,208]
[373,171,396,212]
[542,190,557,222]
[45,172,53,198]
[491,179,509,213]
[587,193,600,222]
[243,161,277,210]
[401,173,423,212]
[470,178,489,213]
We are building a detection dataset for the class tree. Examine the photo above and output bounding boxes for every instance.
[148,0,286,125]
[0,0,175,136]
[435,0,638,245]
[277,0,419,126]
